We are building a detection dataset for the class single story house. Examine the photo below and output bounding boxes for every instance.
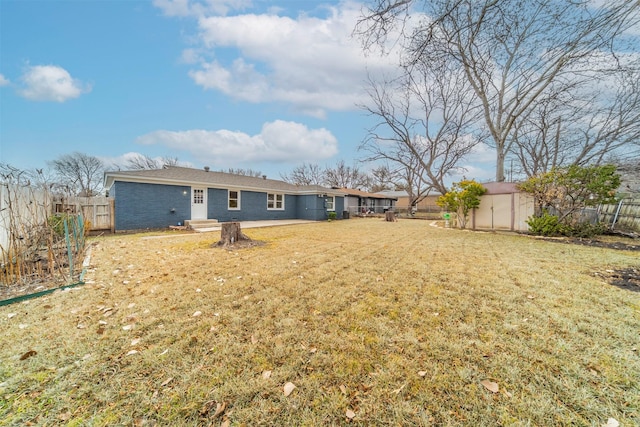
[104,166,346,231]
[377,190,442,214]
[471,182,534,232]
[339,188,397,215]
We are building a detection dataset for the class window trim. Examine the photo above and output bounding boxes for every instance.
[267,193,285,210]
[228,190,241,210]
[326,195,335,211]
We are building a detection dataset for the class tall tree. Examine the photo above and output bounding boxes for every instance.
[369,164,399,193]
[125,154,180,170]
[511,67,640,177]
[49,152,104,196]
[359,58,481,196]
[280,163,325,186]
[324,160,371,190]
[224,168,264,177]
[357,0,640,181]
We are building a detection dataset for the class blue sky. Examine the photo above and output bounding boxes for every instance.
[0,0,495,181]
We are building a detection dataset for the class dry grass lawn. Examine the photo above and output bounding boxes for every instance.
[1,219,639,426]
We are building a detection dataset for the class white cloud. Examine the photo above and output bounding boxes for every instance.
[0,74,9,86]
[178,2,398,117]
[153,0,251,17]
[19,65,91,102]
[136,120,338,165]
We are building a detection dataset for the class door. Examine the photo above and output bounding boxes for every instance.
[191,187,207,220]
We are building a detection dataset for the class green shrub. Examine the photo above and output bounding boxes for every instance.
[527,212,608,238]
[526,212,566,236]
[327,211,337,221]
[564,222,608,238]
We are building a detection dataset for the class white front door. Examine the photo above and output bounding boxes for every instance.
[191,187,207,220]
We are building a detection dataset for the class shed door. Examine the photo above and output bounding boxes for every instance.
[191,188,207,220]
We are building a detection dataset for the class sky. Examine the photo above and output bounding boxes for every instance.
[0,0,496,182]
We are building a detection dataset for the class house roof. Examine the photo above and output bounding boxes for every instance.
[338,188,397,200]
[104,166,345,196]
[377,190,443,198]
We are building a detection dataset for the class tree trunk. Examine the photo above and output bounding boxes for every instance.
[217,222,250,246]
[385,211,397,222]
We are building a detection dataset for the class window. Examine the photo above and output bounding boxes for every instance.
[193,189,204,204]
[267,193,284,210]
[228,190,240,210]
[326,196,335,211]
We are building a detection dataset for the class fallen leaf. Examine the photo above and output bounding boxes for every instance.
[283,382,296,396]
[20,350,37,360]
[7,313,16,319]
[122,324,133,331]
[262,370,272,379]
[192,311,202,317]
[339,384,347,395]
[77,323,86,329]
[392,383,407,394]
[481,379,499,393]
[346,409,356,419]
[18,324,28,329]
[213,401,226,418]
[131,338,141,346]
[128,303,136,308]
[251,335,258,344]
[159,349,168,356]
[160,377,173,387]
[126,350,138,356]
[602,418,619,427]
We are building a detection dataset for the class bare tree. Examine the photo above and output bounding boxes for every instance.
[280,163,325,186]
[48,152,104,196]
[511,66,640,178]
[357,0,640,181]
[324,160,371,190]
[125,154,180,170]
[369,164,399,193]
[224,168,263,177]
[359,58,481,196]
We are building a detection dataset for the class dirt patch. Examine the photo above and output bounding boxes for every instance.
[598,267,640,292]
[537,236,640,252]
[211,239,266,250]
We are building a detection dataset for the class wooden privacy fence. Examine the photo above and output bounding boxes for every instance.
[599,198,640,232]
[54,196,113,231]
[1,182,88,286]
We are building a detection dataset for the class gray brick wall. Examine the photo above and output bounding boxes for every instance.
[208,189,298,222]
[113,180,346,229]
[114,181,190,230]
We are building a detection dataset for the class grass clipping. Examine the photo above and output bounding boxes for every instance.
[1,220,639,426]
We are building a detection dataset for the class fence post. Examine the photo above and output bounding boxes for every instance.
[611,199,624,230]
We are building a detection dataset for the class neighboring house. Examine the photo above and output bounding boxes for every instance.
[617,161,640,196]
[339,188,397,214]
[471,182,534,232]
[377,190,442,213]
[104,166,345,231]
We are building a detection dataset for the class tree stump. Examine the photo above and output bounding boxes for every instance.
[385,211,397,222]
[216,222,250,246]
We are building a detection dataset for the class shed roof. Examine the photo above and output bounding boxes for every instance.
[104,166,345,195]
[482,182,522,195]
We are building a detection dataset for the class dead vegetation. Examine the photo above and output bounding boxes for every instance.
[1,219,639,426]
